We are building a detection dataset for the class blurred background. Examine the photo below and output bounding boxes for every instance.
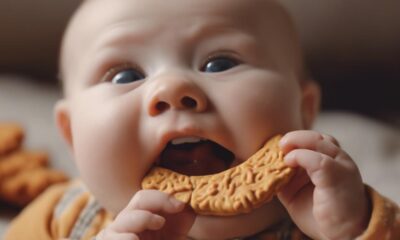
[0,0,399,237]
[0,0,399,118]
[284,0,400,120]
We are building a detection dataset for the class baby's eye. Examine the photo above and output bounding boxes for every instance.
[202,57,239,73]
[110,69,145,84]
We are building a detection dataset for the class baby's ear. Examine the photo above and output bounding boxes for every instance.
[54,100,73,151]
[301,79,321,129]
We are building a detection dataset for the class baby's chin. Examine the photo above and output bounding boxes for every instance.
[188,198,287,239]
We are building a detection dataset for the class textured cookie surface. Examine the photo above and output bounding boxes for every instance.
[142,135,294,216]
[142,168,193,204]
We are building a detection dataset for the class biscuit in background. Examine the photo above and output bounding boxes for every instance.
[0,123,24,156]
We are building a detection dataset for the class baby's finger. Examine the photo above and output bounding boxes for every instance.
[112,209,165,233]
[277,169,310,204]
[128,189,185,214]
[284,149,342,188]
[97,229,139,240]
[280,130,339,157]
[321,133,340,147]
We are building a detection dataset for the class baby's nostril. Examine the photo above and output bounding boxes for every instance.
[156,102,169,112]
[181,96,197,109]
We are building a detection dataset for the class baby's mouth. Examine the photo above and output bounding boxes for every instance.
[158,137,235,176]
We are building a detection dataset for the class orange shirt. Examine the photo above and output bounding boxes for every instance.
[4,180,400,240]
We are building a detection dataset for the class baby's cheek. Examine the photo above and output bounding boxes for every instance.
[76,147,143,213]
[70,113,142,210]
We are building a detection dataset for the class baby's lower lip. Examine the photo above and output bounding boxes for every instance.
[158,140,235,176]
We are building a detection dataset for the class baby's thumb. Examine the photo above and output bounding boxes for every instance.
[164,204,196,239]
[277,168,310,208]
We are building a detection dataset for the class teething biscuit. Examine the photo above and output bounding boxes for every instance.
[0,150,48,181]
[0,150,68,206]
[142,135,294,216]
[0,122,70,207]
[0,167,68,206]
[0,123,24,156]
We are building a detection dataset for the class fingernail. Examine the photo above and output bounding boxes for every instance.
[279,137,289,151]
[150,215,165,230]
[279,137,286,146]
[169,196,184,209]
[283,152,294,164]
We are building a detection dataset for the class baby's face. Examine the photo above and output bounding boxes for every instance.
[57,0,318,238]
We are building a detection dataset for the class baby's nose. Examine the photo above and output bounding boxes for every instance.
[146,74,208,116]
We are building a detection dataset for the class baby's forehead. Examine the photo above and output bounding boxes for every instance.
[61,0,298,87]
[70,0,290,36]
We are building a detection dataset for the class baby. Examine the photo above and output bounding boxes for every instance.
[5,0,400,239]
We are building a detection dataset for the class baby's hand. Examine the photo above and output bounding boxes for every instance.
[278,130,370,240]
[96,190,195,240]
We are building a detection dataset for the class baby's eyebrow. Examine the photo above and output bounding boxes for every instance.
[92,24,159,50]
[93,21,250,51]
[183,22,240,45]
